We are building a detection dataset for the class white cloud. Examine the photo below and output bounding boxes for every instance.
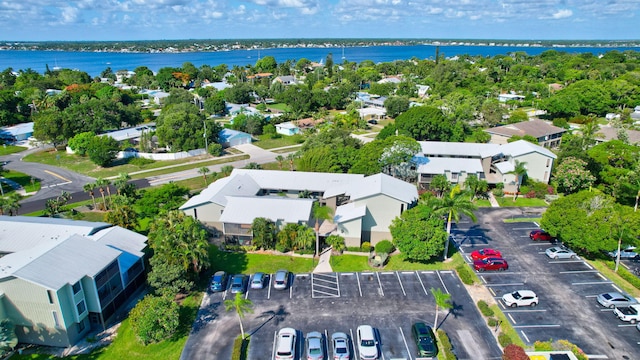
[60,6,80,24]
[551,9,572,19]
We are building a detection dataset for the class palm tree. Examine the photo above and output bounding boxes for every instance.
[430,287,452,329]
[275,155,285,170]
[507,160,527,200]
[114,173,131,195]
[286,153,297,171]
[0,193,21,216]
[220,165,234,177]
[198,167,211,185]
[426,185,477,260]
[430,174,451,198]
[94,178,109,210]
[83,183,97,210]
[312,202,334,255]
[224,292,254,339]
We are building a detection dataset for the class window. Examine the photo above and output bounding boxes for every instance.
[546,158,551,167]
[78,319,85,332]
[52,311,60,328]
[451,173,458,181]
[76,300,87,315]
[72,281,82,294]
[47,290,55,304]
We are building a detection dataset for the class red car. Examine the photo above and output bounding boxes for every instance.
[473,258,508,272]
[470,248,502,260]
[529,229,554,241]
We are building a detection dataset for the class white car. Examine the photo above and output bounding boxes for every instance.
[331,332,351,360]
[545,246,577,259]
[608,246,639,259]
[356,325,378,360]
[502,290,538,307]
[275,327,297,360]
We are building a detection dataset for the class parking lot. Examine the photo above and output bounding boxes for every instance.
[181,269,502,360]
[454,208,640,359]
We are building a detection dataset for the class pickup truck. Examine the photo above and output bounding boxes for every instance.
[614,304,640,324]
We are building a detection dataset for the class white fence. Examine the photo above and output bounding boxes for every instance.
[118,149,207,160]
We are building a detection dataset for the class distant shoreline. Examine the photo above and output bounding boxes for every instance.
[1,38,639,54]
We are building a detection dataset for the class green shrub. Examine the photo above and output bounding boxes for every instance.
[129,295,180,345]
[326,235,346,252]
[375,240,395,254]
[361,242,371,252]
[618,267,640,289]
[487,317,498,327]
[498,333,513,348]
[294,249,315,255]
[493,188,504,197]
[231,335,249,360]
[502,344,531,360]
[477,300,495,317]
[275,243,290,253]
[208,143,223,156]
[533,340,553,351]
[456,264,476,285]
[129,157,155,166]
[346,246,368,252]
[437,329,456,360]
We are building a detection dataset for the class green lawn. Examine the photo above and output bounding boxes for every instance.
[3,170,41,193]
[474,199,492,207]
[127,155,249,180]
[0,145,27,155]
[496,196,548,207]
[266,103,290,112]
[252,134,305,149]
[209,246,315,274]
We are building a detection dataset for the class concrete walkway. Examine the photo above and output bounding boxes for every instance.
[488,192,500,207]
[313,247,333,273]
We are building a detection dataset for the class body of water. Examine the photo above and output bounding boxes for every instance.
[0,45,638,77]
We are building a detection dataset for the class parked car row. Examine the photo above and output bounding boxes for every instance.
[208,269,290,294]
[471,247,508,271]
[275,323,438,360]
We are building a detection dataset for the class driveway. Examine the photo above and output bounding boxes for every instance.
[453,207,639,359]
[180,270,502,360]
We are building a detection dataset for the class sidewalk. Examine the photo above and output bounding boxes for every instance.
[313,247,333,273]
[488,192,500,207]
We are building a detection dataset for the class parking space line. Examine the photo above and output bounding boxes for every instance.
[399,327,413,360]
[420,271,435,274]
[597,273,607,280]
[271,330,277,360]
[600,308,615,312]
[376,272,384,297]
[341,272,354,276]
[486,283,525,286]
[612,284,622,292]
[513,227,538,230]
[585,295,598,298]
[289,283,292,299]
[571,281,613,285]
[440,270,453,274]
[513,324,561,328]
[267,277,272,299]
[520,330,530,343]
[617,324,637,327]
[585,355,609,359]
[508,314,516,324]
[502,309,547,313]
[559,270,599,274]
[437,271,450,294]
[489,288,496,296]
[584,262,593,270]
[336,273,341,297]
[550,260,584,264]
[245,287,249,299]
[415,271,429,296]
[381,271,394,275]
[396,272,407,296]
[480,275,487,284]
[356,273,363,297]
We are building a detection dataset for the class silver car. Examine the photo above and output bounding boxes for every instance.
[251,272,266,289]
[331,332,350,360]
[596,292,638,309]
[306,331,325,360]
[274,269,289,290]
[545,246,577,259]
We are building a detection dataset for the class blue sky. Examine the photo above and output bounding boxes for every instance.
[0,0,638,41]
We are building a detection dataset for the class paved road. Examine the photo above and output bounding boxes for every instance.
[1,144,287,212]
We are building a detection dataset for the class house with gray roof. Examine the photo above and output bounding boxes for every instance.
[485,119,566,148]
[0,216,147,347]
[180,169,418,247]
[595,126,640,145]
[415,140,556,193]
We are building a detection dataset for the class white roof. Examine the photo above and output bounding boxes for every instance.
[497,140,557,159]
[358,108,386,116]
[275,122,298,130]
[345,173,418,204]
[415,157,484,174]
[89,226,147,257]
[219,196,314,224]
[4,235,121,290]
[495,161,515,174]
[232,169,364,193]
[334,203,366,223]
[0,216,111,253]
[179,173,261,210]
[100,124,155,142]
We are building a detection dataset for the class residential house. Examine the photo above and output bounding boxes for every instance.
[219,128,252,147]
[180,169,418,247]
[497,93,525,102]
[594,126,640,145]
[139,89,170,105]
[0,122,34,142]
[484,119,566,148]
[415,140,556,193]
[0,217,147,347]
[417,85,430,98]
[272,75,298,85]
[377,77,401,84]
[99,123,156,145]
[632,106,640,122]
[275,122,301,136]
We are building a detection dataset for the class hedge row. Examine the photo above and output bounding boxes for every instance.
[456,264,476,285]
[477,300,494,317]
[437,329,457,360]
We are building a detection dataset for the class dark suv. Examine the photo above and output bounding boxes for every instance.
[209,271,228,293]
